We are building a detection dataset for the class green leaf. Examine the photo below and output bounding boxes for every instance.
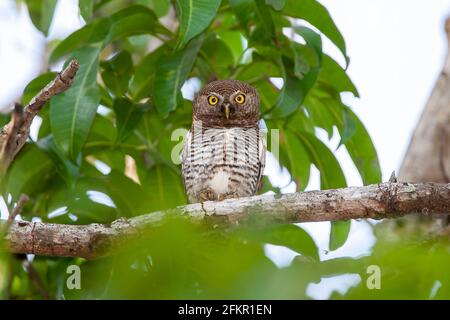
[3,144,53,200]
[273,56,318,118]
[147,0,171,17]
[265,0,285,11]
[229,0,254,29]
[176,0,221,48]
[84,115,116,152]
[329,220,351,251]
[285,108,315,134]
[319,54,359,97]
[259,175,281,194]
[141,164,186,212]
[21,72,57,105]
[273,64,303,117]
[217,31,244,66]
[153,37,202,114]
[307,85,380,185]
[295,131,346,189]
[251,0,276,44]
[340,106,357,145]
[293,131,350,251]
[50,44,101,163]
[50,5,159,63]
[129,45,167,101]
[291,47,310,80]
[78,170,148,217]
[0,113,9,127]
[293,26,323,65]
[101,50,134,97]
[283,0,348,65]
[79,0,94,22]
[254,79,280,114]
[113,98,148,143]
[93,150,126,173]
[25,0,57,36]
[99,85,113,108]
[303,94,336,138]
[290,29,322,80]
[341,106,381,184]
[201,33,235,79]
[37,136,80,187]
[279,130,310,190]
[108,5,159,43]
[37,107,51,139]
[66,190,118,224]
[237,61,281,83]
[50,18,111,63]
[246,224,319,259]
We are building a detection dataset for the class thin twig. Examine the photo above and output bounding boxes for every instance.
[22,258,50,300]
[1,194,29,235]
[0,60,79,176]
[389,171,398,183]
[0,194,30,299]
[25,60,79,119]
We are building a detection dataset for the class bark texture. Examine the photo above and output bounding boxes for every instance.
[399,18,450,183]
[2,182,450,259]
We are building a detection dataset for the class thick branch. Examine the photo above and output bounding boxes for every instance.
[2,182,449,260]
[0,60,79,176]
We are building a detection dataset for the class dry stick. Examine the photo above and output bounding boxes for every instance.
[1,194,29,299]
[2,181,450,260]
[0,194,48,299]
[1,194,29,234]
[22,258,50,300]
[0,60,79,175]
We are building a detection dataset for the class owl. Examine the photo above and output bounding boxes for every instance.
[182,80,266,203]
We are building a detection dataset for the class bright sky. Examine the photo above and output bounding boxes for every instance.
[0,0,449,299]
[322,0,450,183]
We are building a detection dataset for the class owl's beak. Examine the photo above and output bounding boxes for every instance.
[223,104,230,119]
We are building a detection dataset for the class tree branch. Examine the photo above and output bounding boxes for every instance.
[1,182,449,260]
[0,60,79,176]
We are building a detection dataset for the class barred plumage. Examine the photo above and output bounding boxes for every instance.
[181,80,265,203]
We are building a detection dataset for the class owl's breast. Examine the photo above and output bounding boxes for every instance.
[182,125,265,203]
[208,170,231,195]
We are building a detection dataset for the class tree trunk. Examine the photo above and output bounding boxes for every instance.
[399,18,450,183]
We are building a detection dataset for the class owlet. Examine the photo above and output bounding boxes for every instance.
[182,80,266,203]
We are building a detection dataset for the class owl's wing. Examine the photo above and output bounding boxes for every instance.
[181,129,192,189]
[256,129,266,192]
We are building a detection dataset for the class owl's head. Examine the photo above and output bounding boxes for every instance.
[192,80,260,127]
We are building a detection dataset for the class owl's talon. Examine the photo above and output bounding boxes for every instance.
[218,192,240,201]
[198,189,215,202]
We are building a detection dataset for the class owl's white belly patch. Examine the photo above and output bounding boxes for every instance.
[208,170,230,194]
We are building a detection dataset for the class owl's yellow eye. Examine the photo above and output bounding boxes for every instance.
[235,93,245,104]
[208,95,219,106]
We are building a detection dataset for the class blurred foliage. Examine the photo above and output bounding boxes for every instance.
[3,218,450,300]
[2,0,443,300]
